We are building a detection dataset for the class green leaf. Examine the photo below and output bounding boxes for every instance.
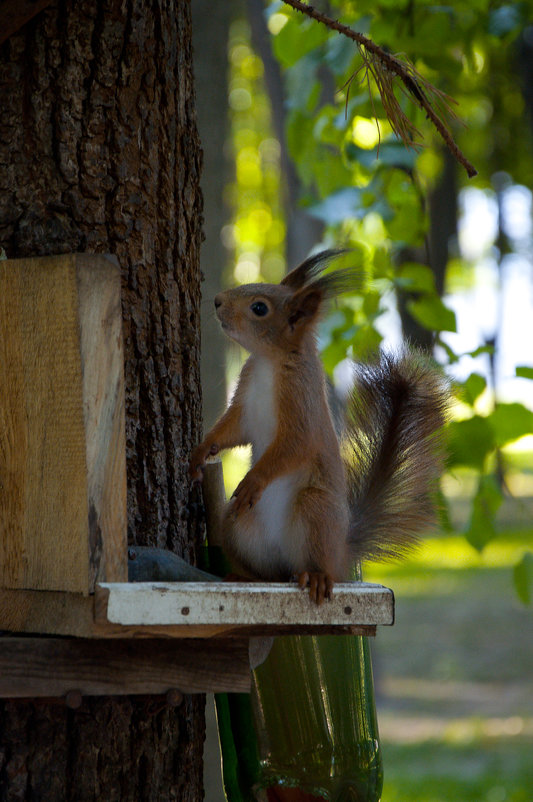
[324,30,358,73]
[516,366,533,380]
[464,475,503,552]
[437,337,460,365]
[345,142,417,171]
[272,15,328,68]
[308,187,364,225]
[362,290,381,318]
[407,296,457,333]
[489,402,533,447]
[467,344,495,359]
[285,60,323,111]
[447,416,495,470]
[395,263,437,293]
[435,488,453,533]
[461,373,487,406]
[352,326,383,359]
[513,552,533,605]
[321,338,350,375]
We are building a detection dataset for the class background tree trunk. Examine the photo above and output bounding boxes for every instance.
[247,0,324,268]
[0,1,205,798]
[192,0,236,430]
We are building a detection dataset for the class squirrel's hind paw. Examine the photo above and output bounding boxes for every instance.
[297,571,334,605]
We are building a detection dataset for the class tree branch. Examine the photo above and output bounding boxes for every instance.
[280,0,477,178]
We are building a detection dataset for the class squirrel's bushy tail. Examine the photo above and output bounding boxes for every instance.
[344,351,448,562]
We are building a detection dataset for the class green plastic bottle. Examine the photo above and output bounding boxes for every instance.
[202,537,383,802]
[250,633,382,801]
[215,630,383,801]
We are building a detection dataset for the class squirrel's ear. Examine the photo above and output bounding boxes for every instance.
[286,287,323,330]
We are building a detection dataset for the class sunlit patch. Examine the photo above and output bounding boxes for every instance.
[222,448,252,497]
[267,12,289,36]
[379,712,532,744]
[472,46,485,74]
[236,148,262,187]
[351,116,381,149]
[364,534,533,585]
[249,206,272,234]
[234,255,261,284]
[228,18,285,286]
[229,87,252,112]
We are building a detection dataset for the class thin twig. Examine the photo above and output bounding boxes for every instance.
[280,0,477,178]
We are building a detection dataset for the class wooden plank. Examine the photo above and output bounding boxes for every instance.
[0,586,382,638]
[97,581,394,627]
[0,588,96,637]
[0,255,89,593]
[0,254,127,594]
[0,637,251,697]
[76,254,127,587]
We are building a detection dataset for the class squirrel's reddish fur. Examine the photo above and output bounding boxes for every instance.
[190,250,447,603]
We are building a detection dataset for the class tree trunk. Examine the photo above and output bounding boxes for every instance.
[397,152,457,348]
[247,0,324,268]
[192,0,236,430]
[0,0,205,798]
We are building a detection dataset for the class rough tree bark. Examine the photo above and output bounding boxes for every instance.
[0,1,205,799]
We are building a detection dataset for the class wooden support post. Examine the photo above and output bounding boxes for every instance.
[0,254,127,595]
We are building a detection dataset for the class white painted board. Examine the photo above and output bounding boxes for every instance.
[99,581,394,627]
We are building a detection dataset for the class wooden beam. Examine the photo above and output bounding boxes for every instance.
[0,637,252,697]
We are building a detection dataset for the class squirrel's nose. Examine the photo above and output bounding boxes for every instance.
[214,295,223,309]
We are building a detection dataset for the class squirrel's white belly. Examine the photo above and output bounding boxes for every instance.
[229,471,308,579]
[232,356,308,576]
[241,356,276,461]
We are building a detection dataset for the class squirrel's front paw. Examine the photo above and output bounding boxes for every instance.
[231,473,264,514]
[189,442,220,484]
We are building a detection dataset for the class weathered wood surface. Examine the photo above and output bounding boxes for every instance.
[0,637,251,697]
[202,459,226,547]
[76,254,127,589]
[98,581,395,627]
[0,253,127,594]
[0,588,96,636]
[0,581,391,638]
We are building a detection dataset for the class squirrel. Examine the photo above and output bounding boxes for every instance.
[189,249,448,604]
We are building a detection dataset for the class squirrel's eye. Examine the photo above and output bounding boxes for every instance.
[251,301,268,317]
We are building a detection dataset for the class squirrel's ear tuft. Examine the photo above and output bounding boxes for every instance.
[281,249,363,301]
[281,249,348,290]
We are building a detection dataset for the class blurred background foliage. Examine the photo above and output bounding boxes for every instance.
[193,2,533,798]
[203,0,533,602]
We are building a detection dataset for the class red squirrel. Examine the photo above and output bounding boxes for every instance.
[189,250,447,604]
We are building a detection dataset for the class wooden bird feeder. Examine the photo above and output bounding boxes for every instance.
[0,254,394,702]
